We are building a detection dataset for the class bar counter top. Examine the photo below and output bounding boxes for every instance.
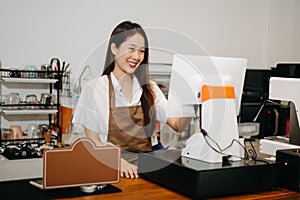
[56,177,300,200]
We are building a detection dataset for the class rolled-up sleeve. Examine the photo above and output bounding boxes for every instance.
[151,81,168,124]
[72,77,109,142]
[72,79,99,132]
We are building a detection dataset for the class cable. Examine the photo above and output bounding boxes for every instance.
[201,128,249,160]
[243,138,273,165]
[196,104,249,160]
[244,138,257,159]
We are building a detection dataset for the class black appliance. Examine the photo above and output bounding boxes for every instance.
[240,69,290,138]
[272,63,300,78]
[139,150,279,199]
[276,148,300,192]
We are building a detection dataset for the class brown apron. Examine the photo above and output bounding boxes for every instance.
[107,75,154,153]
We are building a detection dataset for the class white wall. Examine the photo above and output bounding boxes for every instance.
[294,0,300,62]
[0,0,299,80]
[267,0,299,67]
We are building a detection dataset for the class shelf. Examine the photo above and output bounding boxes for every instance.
[0,67,62,148]
[0,77,57,84]
[1,109,58,115]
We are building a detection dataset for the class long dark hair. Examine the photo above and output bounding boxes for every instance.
[102,21,155,127]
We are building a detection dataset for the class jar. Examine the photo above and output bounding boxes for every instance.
[5,93,20,110]
[10,125,23,139]
[1,128,13,140]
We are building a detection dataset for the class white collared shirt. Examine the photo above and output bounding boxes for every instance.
[72,74,168,143]
[110,73,142,107]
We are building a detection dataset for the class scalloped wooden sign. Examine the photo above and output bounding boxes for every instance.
[36,137,120,189]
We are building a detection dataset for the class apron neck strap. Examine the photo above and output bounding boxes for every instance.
[108,74,116,109]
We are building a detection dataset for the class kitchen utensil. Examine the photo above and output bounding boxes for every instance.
[40,93,53,109]
[47,64,53,78]
[62,61,65,72]
[25,94,38,109]
[38,124,49,134]
[5,93,20,109]
[50,58,61,77]
[44,129,52,146]
[26,124,38,138]
[10,125,23,139]
[1,128,13,140]
[62,63,70,76]
[18,100,27,109]
[23,65,37,78]
[40,64,51,78]
[9,68,21,78]
[0,95,6,105]
[0,95,6,111]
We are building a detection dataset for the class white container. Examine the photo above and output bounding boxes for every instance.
[238,122,260,138]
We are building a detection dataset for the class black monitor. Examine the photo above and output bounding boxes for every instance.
[272,63,300,78]
[242,69,272,102]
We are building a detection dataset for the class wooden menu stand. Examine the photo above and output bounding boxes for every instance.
[38,137,120,189]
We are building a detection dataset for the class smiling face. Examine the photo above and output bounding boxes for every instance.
[111,32,145,79]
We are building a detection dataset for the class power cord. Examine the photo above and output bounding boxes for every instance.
[201,128,249,160]
[193,104,249,160]
[244,138,257,159]
[202,130,274,166]
[243,138,272,165]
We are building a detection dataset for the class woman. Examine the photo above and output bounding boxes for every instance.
[73,21,190,179]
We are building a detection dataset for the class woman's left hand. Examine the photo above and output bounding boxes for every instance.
[120,158,139,179]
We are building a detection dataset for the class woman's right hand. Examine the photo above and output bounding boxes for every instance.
[84,127,139,179]
[120,158,139,179]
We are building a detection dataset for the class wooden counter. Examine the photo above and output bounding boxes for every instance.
[58,178,300,200]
